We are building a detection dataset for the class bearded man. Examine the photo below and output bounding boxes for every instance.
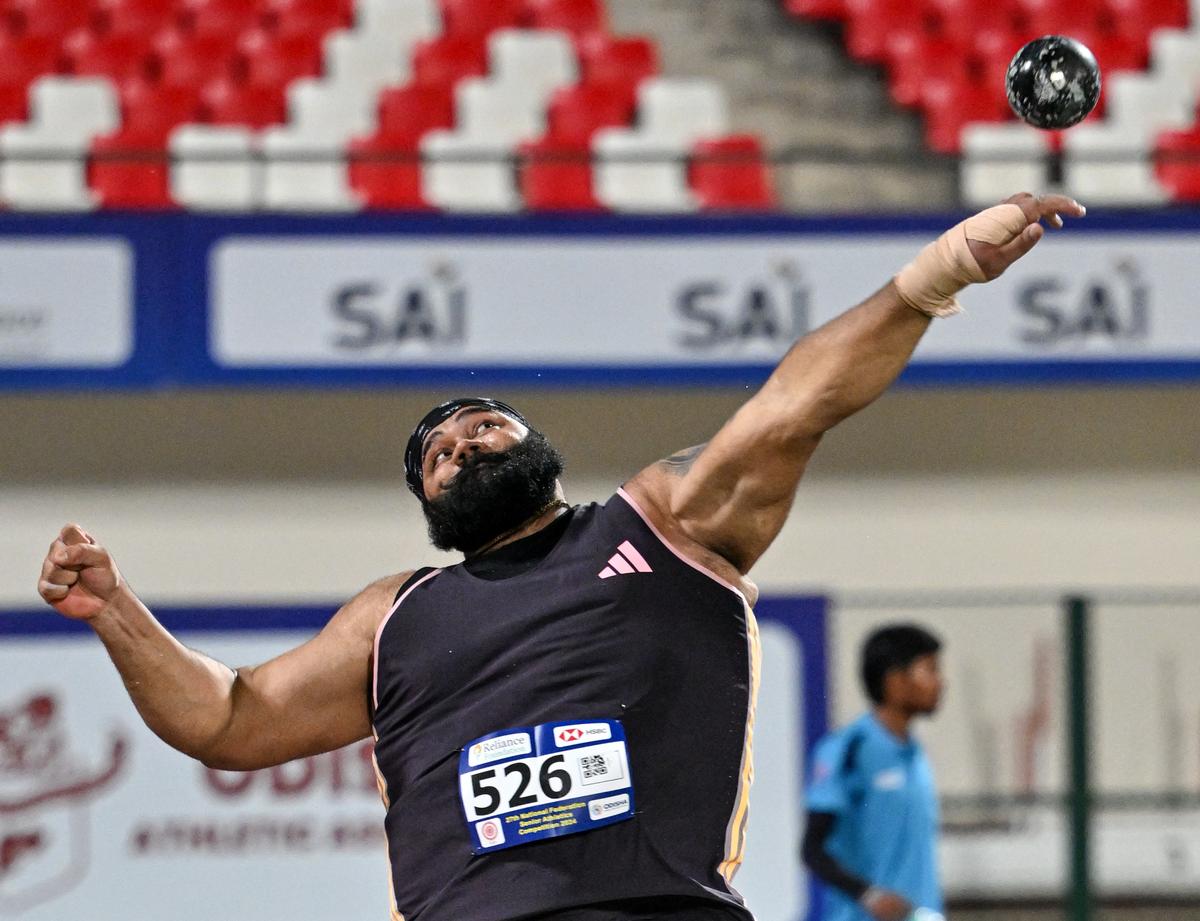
[37,194,1083,921]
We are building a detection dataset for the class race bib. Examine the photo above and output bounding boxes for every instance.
[458,719,634,854]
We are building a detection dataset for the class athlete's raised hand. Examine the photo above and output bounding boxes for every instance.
[966,192,1086,281]
[38,524,124,621]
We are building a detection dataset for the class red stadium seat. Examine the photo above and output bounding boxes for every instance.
[690,135,775,210]
[438,0,525,37]
[348,132,430,209]
[545,83,636,145]
[1154,128,1200,201]
[1102,0,1188,32]
[100,0,183,36]
[11,0,96,37]
[184,0,267,37]
[577,34,659,88]
[922,78,1010,153]
[376,84,456,139]
[265,0,353,37]
[885,32,973,109]
[202,77,286,127]
[265,0,352,21]
[412,36,489,87]
[0,84,28,125]
[63,29,153,83]
[90,127,175,208]
[844,0,940,63]
[239,28,324,88]
[785,0,850,20]
[519,137,602,210]
[1088,31,1149,75]
[929,0,1023,45]
[120,78,202,137]
[974,27,1033,89]
[0,34,60,88]
[1015,0,1104,35]
[526,0,607,37]
[152,28,240,87]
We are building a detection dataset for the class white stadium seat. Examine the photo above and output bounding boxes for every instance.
[959,123,1051,208]
[283,78,377,137]
[1105,72,1194,132]
[0,77,119,210]
[456,78,549,141]
[1062,124,1169,205]
[421,130,522,212]
[323,30,411,94]
[169,125,261,211]
[421,73,569,213]
[637,79,729,144]
[261,79,375,210]
[590,79,728,213]
[355,0,440,42]
[27,77,119,135]
[488,29,578,96]
[1149,29,1200,87]
[592,128,697,213]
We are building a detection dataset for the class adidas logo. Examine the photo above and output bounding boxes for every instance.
[598,541,654,579]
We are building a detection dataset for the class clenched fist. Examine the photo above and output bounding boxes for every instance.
[38,524,124,621]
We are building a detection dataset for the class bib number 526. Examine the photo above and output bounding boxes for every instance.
[469,754,573,818]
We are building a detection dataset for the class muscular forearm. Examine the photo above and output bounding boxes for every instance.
[765,281,929,436]
[89,585,239,764]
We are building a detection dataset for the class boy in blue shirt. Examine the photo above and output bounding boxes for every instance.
[802,624,945,921]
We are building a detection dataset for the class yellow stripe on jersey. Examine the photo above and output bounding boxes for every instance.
[718,599,762,884]
[370,733,391,809]
[371,730,404,920]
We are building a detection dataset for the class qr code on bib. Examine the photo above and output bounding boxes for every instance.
[580,754,609,780]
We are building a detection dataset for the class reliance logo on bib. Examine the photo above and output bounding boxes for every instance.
[555,724,611,747]
[468,732,532,767]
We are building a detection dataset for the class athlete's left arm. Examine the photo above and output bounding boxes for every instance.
[625,193,1084,574]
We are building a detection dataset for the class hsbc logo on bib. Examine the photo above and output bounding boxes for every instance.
[554,724,611,747]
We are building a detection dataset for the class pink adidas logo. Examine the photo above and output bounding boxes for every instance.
[598,541,654,579]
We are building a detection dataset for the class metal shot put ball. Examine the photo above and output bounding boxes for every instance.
[1005,35,1101,129]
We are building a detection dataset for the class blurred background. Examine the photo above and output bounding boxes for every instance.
[0,0,1198,920]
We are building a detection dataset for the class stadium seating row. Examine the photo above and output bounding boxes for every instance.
[0,0,775,211]
[783,0,1200,204]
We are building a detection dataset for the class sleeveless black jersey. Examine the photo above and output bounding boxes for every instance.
[370,489,761,921]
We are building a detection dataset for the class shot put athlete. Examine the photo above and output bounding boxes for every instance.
[37,194,1084,921]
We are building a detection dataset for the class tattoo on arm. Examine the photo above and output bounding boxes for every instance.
[659,444,707,477]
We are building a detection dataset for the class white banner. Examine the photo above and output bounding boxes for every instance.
[0,631,389,921]
[0,240,133,368]
[211,234,1196,367]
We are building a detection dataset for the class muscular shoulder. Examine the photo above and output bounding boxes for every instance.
[331,571,416,640]
[621,468,758,606]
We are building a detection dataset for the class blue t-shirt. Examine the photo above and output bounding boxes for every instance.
[805,713,941,921]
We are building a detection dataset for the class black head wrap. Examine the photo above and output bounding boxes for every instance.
[404,397,530,501]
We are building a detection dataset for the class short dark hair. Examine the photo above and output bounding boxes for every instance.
[860,623,942,704]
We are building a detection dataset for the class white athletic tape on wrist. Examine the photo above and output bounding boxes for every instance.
[894,203,1029,318]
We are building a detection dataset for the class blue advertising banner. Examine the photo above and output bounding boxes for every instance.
[2,210,1199,389]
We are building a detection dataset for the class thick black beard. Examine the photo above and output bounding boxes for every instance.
[422,430,566,553]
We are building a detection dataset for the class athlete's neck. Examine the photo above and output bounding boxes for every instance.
[466,494,571,559]
[873,704,914,740]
